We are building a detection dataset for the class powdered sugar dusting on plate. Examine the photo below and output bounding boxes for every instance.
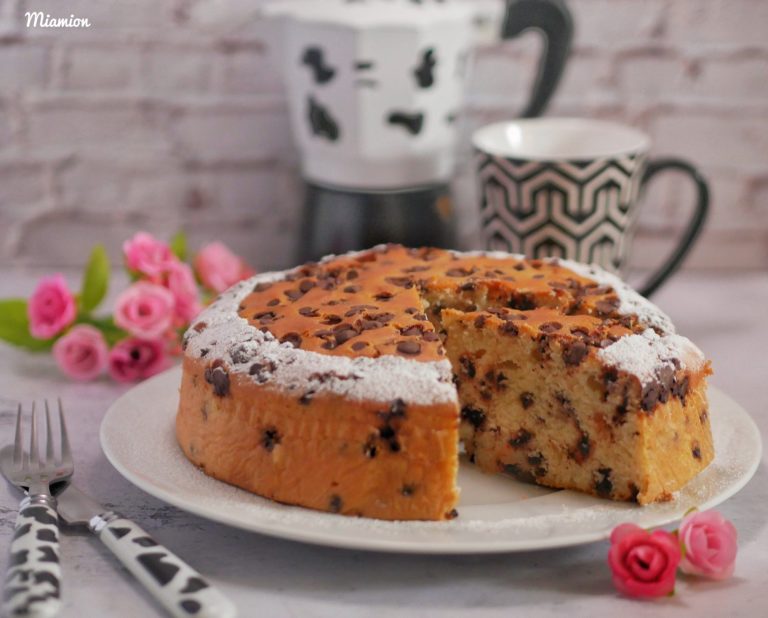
[183,269,457,406]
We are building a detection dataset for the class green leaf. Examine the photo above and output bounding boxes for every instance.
[170,230,188,262]
[0,299,54,352]
[80,244,110,313]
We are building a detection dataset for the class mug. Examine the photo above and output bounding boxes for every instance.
[473,118,709,297]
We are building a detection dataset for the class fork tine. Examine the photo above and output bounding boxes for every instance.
[45,400,55,464]
[13,404,23,465]
[29,402,39,470]
[58,398,72,466]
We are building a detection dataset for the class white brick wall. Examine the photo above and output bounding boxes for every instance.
[0,0,767,272]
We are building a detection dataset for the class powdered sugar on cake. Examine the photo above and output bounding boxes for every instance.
[598,329,706,387]
[183,270,457,406]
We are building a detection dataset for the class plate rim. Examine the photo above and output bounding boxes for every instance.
[100,367,763,555]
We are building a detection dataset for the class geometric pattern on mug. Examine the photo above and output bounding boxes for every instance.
[476,152,644,273]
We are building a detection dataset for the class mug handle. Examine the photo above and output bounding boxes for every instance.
[502,0,574,118]
[637,158,710,298]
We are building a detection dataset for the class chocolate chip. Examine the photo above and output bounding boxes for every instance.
[692,443,702,460]
[595,467,613,497]
[299,306,319,317]
[359,320,382,331]
[396,340,421,355]
[401,484,416,497]
[641,384,661,411]
[363,439,377,458]
[329,495,343,513]
[459,355,476,378]
[423,331,439,342]
[400,325,424,337]
[199,348,209,358]
[248,362,274,383]
[388,440,401,453]
[595,298,620,316]
[563,340,589,366]
[576,432,591,462]
[205,366,230,397]
[253,282,272,292]
[513,263,525,271]
[460,281,476,292]
[503,463,535,484]
[371,312,395,323]
[346,269,359,280]
[445,508,459,520]
[385,276,414,289]
[343,285,361,293]
[509,429,533,448]
[267,298,280,307]
[520,392,534,409]
[299,390,315,405]
[334,329,357,345]
[460,406,485,429]
[285,289,304,301]
[629,482,640,502]
[254,311,277,323]
[262,428,281,451]
[446,267,473,277]
[508,293,536,311]
[351,341,368,351]
[280,332,302,348]
[539,321,562,334]
[322,314,342,325]
[230,345,252,364]
[499,321,519,335]
[193,322,207,332]
[374,291,393,301]
[673,375,690,405]
[474,315,486,328]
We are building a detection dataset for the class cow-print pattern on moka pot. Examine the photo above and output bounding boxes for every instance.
[3,498,61,618]
[264,0,573,190]
[91,514,235,617]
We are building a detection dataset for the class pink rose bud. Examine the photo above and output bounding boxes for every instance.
[28,273,77,339]
[608,523,681,599]
[165,261,202,326]
[123,231,175,280]
[108,338,168,383]
[678,510,738,580]
[114,281,175,340]
[194,242,254,294]
[52,325,109,381]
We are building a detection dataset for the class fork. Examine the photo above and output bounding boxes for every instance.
[3,401,73,618]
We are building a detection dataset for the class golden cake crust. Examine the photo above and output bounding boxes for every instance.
[176,244,713,520]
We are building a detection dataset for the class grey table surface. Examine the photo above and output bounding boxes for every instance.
[0,268,766,618]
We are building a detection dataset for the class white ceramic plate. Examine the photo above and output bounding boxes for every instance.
[101,367,761,554]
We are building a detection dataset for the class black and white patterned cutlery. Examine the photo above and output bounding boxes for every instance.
[1,402,73,618]
[55,482,236,617]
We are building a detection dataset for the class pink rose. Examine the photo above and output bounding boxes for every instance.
[52,325,108,381]
[123,232,175,279]
[165,261,202,325]
[114,282,175,339]
[27,274,77,339]
[194,242,254,294]
[678,510,737,580]
[108,338,168,383]
[608,523,681,598]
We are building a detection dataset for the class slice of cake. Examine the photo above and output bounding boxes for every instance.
[176,245,713,520]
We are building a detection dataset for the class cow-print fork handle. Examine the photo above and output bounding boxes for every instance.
[92,515,236,617]
[3,495,62,618]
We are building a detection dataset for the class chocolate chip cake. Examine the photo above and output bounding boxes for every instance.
[176,245,713,521]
